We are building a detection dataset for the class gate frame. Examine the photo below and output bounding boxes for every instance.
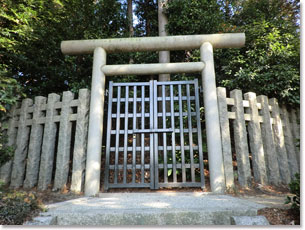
[61,33,245,196]
[104,79,205,190]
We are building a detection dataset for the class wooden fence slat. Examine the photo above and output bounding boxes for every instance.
[23,96,46,188]
[217,87,234,189]
[0,104,19,184]
[257,95,280,185]
[54,91,74,190]
[38,93,60,190]
[281,106,299,179]
[269,98,291,184]
[230,89,251,187]
[290,109,300,166]
[10,99,33,188]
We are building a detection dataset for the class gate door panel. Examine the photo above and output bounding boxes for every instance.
[153,80,204,189]
[104,80,205,190]
[104,82,154,190]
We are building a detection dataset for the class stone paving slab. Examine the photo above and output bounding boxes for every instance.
[36,192,266,225]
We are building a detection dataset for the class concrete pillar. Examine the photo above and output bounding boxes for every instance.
[244,92,267,185]
[10,98,33,188]
[200,42,225,193]
[281,106,299,179]
[0,104,19,184]
[217,87,234,190]
[38,93,60,190]
[230,89,251,187]
[71,89,90,193]
[269,98,291,184]
[24,96,46,188]
[54,91,74,190]
[257,95,280,185]
[85,47,106,196]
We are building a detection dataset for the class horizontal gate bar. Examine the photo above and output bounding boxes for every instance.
[61,33,245,54]
[110,128,198,135]
[133,128,174,134]
[111,112,197,118]
[108,163,200,170]
[109,145,199,152]
[158,182,202,188]
[101,62,205,76]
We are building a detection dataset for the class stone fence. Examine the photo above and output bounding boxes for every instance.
[0,86,299,193]
[0,89,90,193]
[217,87,300,190]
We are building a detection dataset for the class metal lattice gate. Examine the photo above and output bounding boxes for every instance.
[104,79,205,190]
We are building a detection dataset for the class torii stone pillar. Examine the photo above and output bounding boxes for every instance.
[61,33,245,196]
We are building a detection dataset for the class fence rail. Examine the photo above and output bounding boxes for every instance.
[0,89,90,193]
[217,87,300,189]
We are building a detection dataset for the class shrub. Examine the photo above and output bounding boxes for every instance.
[285,173,300,212]
[0,190,43,225]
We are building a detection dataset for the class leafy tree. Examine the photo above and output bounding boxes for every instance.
[165,0,300,106]
[218,0,300,105]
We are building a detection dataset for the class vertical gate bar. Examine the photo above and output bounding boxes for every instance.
[104,82,113,190]
[141,86,145,184]
[114,86,121,184]
[149,81,154,189]
[194,79,205,188]
[170,84,177,183]
[186,84,195,182]
[162,84,168,183]
[123,86,129,184]
[153,81,159,188]
[132,86,137,183]
[178,84,186,182]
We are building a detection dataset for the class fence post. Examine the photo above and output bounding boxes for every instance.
[217,87,234,190]
[0,104,19,184]
[244,92,267,185]
[269,98,291,184]
[290,109,300,166]
[71,89,90,193]
[200,42,225,193]
[230,89,251,187]
[54,91,74,190]
[281,106,299,179]
[23,96,46,188]
[38,93,60,190]
[10,99,33,188]
[257,95,280,185]
[85,47,107,196]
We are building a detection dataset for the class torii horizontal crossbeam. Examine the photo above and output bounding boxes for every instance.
[61,33,245,55]
[101,62,205,76]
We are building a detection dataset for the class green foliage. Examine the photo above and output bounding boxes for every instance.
[0,76,24,116]
[1,0,130,97]
[0,132,14,167]
[0,190,43,225]
[165,0,299,106]
[285,173,300,213]
[219,19,300,105]
[0,75,23,167]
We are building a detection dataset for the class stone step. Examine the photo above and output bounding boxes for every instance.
[26,192,266,225]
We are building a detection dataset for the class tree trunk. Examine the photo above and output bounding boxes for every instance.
[127,0,134,37]
[158,0,170,81]
[127,0,134,64]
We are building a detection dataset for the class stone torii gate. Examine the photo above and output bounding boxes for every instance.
[61,33,245,196]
